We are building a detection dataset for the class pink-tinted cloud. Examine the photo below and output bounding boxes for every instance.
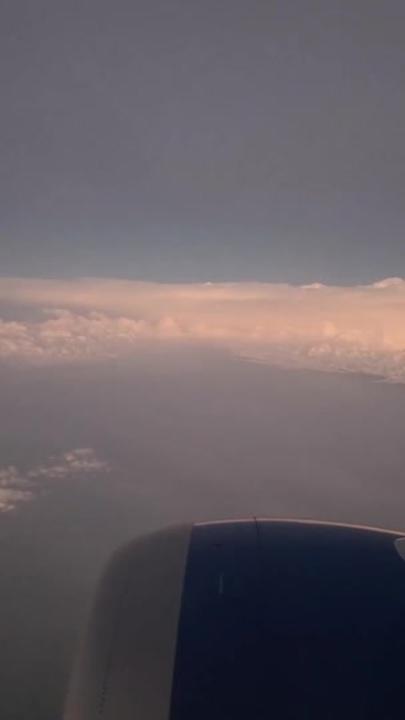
[0,277,405,380]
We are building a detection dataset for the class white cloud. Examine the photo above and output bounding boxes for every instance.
[0,448,109,512]
[0,277,405,381]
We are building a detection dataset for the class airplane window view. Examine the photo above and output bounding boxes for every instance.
[1,2,404,719]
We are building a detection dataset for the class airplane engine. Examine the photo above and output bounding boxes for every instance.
[64,519,405,719]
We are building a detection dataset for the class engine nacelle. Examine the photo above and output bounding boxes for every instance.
[64,519,405,719]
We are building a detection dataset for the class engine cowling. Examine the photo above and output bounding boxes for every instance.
[64,519,405,720]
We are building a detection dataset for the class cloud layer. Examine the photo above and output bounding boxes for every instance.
[1,277,405,381]
[0,448,109,512]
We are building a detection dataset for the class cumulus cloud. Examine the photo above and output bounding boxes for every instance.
[0,448,109,512]
[0,277,405,381]
[0,464,34,512]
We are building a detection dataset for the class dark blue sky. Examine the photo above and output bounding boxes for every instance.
[1,0,404,283]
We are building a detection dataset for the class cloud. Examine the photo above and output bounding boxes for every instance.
[0,277,405,381]
[0,449,109,512]
[0,464,34,512]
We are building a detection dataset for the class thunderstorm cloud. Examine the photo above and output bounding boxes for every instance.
[0,277,405,381]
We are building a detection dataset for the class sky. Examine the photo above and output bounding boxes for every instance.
[1,3,405,720]
[1,0,405,283]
